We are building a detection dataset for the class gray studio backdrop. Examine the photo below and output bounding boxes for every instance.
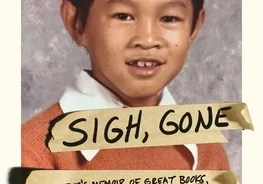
[22,0,242,180]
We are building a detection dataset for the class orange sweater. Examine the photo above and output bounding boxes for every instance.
[22,103,230,170]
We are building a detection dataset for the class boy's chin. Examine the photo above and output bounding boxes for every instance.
[118,79,167,96]
[119,85,163,101]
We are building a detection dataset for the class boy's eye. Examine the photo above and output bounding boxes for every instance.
[113,13,134,21]
[160,16,181,23]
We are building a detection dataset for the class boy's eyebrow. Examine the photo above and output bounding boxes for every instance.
[106,0,187,9]
[162,0,187,9]
[106,0,132,5]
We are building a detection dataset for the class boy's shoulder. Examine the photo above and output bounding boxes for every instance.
[22,103,63,142]
[22,103,63,168]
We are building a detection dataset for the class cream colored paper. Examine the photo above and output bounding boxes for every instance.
[26,170,240,184]
[48,103,253,152]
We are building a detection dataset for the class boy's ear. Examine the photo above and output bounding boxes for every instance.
[189,9,206,43]
[60,1,85,45]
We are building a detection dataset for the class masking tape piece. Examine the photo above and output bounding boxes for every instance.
[48,102,252,152]
[26,170,240,184]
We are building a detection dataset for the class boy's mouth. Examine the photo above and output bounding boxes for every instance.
[126,58,163,67]
[125,58,164,78]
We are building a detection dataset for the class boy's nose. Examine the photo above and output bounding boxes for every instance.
[129,21,164,50]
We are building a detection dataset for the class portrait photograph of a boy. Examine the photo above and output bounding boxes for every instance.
[22,0,241,180]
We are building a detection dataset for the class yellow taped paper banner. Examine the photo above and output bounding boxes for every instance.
[26,170,240,184]
[48,103,253,152]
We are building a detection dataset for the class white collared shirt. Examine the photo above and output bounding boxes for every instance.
[59,70,198,169]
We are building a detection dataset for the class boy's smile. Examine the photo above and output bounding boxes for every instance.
[66,0,205,107]
[125,57,165,78]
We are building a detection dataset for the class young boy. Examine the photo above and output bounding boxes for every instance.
[22,0,229,170]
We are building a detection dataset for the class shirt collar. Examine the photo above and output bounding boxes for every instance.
[59,70,198,170]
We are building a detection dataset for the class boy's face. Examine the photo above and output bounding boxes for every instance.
[79,0,203,104]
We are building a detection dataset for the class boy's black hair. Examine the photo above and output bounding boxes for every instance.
[67,0,204,32]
